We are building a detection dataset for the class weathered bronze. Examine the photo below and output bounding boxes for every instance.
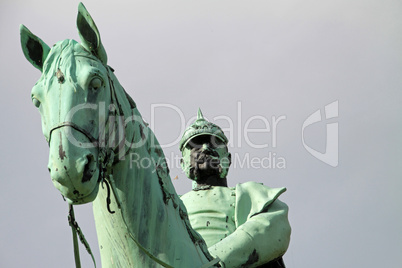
[20,3,220,267]
[180,109,291,267]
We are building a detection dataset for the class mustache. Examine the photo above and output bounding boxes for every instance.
[188,148,223,180]
[189,163,222,180]
[191,147,219,157]
[195,153,219,162]
[193,152,220,167]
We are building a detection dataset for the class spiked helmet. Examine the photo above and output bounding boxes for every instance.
[179,109,228,151]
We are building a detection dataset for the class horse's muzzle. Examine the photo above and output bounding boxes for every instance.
[47,127,100,204]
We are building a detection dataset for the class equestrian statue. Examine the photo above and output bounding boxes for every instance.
[20,3,218,267]
[20,3,290,267]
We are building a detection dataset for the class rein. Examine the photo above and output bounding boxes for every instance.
[68,204,96,268]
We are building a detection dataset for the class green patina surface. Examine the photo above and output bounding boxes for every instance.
[179,111,291,267]
[181,182,291,267]
[21,2,290,268]
[180,109,232,183]
[21,3,217,267]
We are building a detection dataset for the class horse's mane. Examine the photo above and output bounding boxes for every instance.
[102,47,212,260]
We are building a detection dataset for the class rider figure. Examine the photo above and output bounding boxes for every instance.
[180,109,291,267]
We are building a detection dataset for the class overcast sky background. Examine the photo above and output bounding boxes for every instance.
[1,0,401,267]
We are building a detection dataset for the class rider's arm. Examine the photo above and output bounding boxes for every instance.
[208,182,291,267]
[208,199,290,267]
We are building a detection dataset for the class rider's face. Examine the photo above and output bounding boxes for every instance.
[181,134,231,181]
[185,135,229,176]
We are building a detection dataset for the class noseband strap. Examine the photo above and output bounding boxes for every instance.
[48,122,98,145]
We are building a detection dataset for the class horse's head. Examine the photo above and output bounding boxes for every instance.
[20,3,130,204]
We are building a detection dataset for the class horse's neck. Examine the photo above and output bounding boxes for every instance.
[93,109,212,267]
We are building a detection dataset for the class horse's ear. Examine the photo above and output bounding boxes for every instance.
[20,24,50,72]
[77,2,107,65]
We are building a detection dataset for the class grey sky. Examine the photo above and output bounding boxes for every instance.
[1,0,401,267]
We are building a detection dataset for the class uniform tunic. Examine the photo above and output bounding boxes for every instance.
[181,182,291,268]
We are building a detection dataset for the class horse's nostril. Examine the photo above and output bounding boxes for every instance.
[48,167,51,173]
[82,154,95,182]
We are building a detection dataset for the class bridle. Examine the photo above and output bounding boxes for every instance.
[48,121,98,145]
[47,62,220,268]
[46,63,126,268]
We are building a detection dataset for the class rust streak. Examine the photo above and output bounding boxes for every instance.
[59,132,66,160]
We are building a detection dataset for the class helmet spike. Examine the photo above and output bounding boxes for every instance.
[197,108,204,120]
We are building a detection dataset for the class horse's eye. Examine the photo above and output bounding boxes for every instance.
[90,77,102,90]
[32,98,41,108]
